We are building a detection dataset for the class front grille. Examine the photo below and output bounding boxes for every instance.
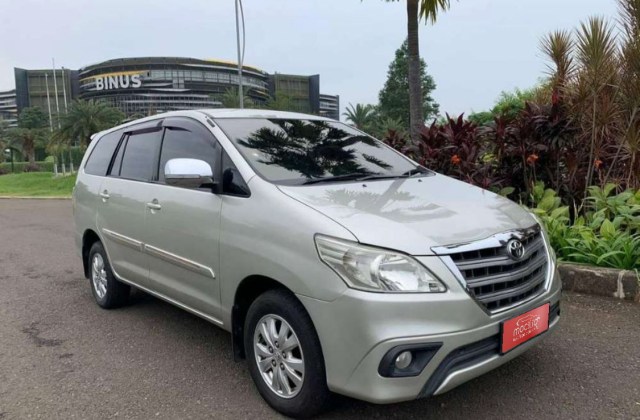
[447,229,549,312]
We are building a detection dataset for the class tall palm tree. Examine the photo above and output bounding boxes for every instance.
[343,103,376,130]
[8,107,49,165]
[221,87,254,108]
[386,0,453,143]
[55,99,124,149]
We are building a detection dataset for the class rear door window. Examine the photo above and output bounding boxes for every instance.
[119,129,163,182]
[84,130,122,176]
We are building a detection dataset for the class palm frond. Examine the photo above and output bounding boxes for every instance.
[418,0,452,24]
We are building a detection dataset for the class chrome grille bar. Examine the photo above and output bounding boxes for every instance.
[432,225,549,313]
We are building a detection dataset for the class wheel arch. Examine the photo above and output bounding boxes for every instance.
[82,229,102,278]
[231,275,318,362]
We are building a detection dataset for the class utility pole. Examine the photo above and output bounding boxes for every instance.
[61,67,73,172]
[235,0,244,109]
[52,59,64,174]
[45,72,58,176]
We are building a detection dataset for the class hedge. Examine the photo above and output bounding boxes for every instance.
[0,161,56,173]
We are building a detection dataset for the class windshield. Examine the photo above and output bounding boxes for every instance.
[217,118,421,185]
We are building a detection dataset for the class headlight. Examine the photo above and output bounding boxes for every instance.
[315,235,446,293]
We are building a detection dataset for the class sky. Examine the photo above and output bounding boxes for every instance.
[0,0,619,119]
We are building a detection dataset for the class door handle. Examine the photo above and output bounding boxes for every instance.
[146,200,162,211]
[99,190,110,201]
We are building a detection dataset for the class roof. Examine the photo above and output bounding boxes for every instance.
[78,57,267,76]
[199,108,332,121]
[92,108,334,140]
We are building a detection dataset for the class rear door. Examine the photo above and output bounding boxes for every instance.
[96,120,163,287]
[141,117,224,321]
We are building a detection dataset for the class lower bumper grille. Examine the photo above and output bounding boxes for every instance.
[419,301,560,398]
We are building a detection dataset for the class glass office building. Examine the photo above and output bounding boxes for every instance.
[0,89,18,127]
[319,93,340,120]
[11,57,341,121]
[14,68,77,123]
[77,57,270,116]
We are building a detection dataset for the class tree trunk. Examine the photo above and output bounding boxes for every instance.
[25,137,36,165]
[406,0,424,144]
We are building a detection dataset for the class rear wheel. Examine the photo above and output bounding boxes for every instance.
[244,289,331,418]
[89,241,130,308]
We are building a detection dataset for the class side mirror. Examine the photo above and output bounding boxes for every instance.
[164,158,216,190]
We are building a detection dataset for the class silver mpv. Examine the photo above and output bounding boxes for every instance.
[74,109,561,417]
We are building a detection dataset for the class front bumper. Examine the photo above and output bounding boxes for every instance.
[298,260,562,404]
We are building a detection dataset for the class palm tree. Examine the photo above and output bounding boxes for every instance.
[343,103,376,130]
[220,87,254,108]
[385,0,453,143]
[55,99,124,149]
[8,107,49,165]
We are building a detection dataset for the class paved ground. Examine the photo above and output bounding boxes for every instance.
[0,199,639,419]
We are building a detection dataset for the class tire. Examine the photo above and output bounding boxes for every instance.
[244,289,331,418]
[88,241,130,309]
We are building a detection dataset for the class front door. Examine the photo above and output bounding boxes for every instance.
[142,118,223,322]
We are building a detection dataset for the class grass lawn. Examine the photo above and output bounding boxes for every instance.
[0,172,77,197]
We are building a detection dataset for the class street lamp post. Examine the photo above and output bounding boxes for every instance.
[235,0,244,109]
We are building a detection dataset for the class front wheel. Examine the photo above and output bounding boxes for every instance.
[244,289,331,418]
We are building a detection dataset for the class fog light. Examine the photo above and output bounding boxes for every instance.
[395,351,413,370]
[378,343,441,377]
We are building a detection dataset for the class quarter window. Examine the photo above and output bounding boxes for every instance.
[84,131,122,176]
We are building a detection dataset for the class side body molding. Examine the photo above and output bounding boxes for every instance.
[101,228,216,280]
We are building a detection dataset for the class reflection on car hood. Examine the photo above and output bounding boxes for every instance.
[278,174,536,255]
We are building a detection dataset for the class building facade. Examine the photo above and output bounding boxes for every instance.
[14,68,78,123]
[77,57,270,116]
[11,57,341,121]
[0,89,18,127]
[268,73,320,114]
[319,93,340,120]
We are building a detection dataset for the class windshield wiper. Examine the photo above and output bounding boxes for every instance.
[358,168,429,182]
[302,173,369,185]
[400,167,429,177]
[302,167,429,185]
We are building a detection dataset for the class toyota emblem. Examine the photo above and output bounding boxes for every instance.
[507,239,525,260]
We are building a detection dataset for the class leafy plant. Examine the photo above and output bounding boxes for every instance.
[343,103,378,134]
[530,182,640,270]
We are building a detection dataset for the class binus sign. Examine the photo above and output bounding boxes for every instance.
[95,74,142,91]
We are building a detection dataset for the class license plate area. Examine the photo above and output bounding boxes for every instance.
[501,303,550,354]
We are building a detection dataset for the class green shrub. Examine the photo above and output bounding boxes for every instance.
[0,161,55,173]
[530,182,640,270]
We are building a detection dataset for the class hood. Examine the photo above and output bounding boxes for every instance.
[278,174,536,255]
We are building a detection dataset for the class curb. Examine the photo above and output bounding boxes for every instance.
[558,263,639,302]
[0,196,71,200]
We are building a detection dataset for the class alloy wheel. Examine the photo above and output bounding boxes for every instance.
[91,253,108,299]
[253,314,305,398]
